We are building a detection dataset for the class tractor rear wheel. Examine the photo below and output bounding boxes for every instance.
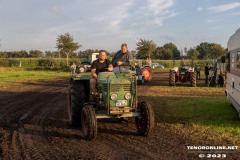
[169,71,176,86]
[68,81,88,127]
[190,72,196,87]
[81,104,97,141]
[135,101,155,136]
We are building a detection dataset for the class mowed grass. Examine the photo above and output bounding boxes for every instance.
[0,67,69,82]
[138,85,240,140]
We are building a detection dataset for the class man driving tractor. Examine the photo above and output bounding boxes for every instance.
[90,50,113,95]
[90,43,132,95]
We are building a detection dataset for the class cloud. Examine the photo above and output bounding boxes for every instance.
[208,2,240,13]
[51,6,62,15]
[90,0,134,31]
[206,19,213,23]
[147,0,174,15]
[197,7,203,12]
[148,0,177,26]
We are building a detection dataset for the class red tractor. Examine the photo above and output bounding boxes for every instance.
[169,61,196,87]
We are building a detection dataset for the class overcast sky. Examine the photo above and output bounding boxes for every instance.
[0,0,239,52]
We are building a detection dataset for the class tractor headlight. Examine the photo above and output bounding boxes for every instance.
[125,93,131,100]
[79,67,85,73]
[111,93,118,100]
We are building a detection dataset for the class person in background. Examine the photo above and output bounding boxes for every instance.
[218,72,224,87]
[112,43,132,68]
[146,57,152,66]
[70,63,76,74]
[196,64,201,80]
[135,62,141,74]
[204,63,211,84]
[90,50,111,95]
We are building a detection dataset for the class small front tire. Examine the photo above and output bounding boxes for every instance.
[135,101,155,136]
[81,104,97,141]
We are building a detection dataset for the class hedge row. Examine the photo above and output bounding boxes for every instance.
[0,58,214,69]
[0,58,83,68]
[135,59,214,68]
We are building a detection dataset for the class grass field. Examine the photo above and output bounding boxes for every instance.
[0,67,69,82]
[141,86,240,141]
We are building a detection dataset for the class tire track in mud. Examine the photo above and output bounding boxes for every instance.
[0,79,69,159]
[17,87,68,160]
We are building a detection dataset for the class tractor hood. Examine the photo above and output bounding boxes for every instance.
[110,79,131,84]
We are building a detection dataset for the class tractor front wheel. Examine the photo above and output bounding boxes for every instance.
[81,104,97,141]
[68,81,88,127]
[135,101,155,136]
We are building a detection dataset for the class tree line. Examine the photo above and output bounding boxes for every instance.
[135,39,226,60]
[0,33,226,60]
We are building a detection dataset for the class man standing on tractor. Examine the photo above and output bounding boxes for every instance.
[90,50,112,95]
[112,43,132,67]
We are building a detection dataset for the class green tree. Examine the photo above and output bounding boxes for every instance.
[196,42,212,59]
[56,33,81,66]
[196,42,226,59]
[0,51,7,58]
[136,39,156,59]
[187,48,199,60]
[154,47,164,59]
[45,51,54,58]
[162,48,173,60]
[29,50,43,58]
[209,44,226,59]
[155,47,173,60]
[19,50,28,58]
[163,43,180,59]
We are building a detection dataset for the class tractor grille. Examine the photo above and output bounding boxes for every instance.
[111,84,131,92]
[102,84,107,91]
[123,85,131,92]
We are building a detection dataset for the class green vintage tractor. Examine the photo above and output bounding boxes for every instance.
[68,67,155,141]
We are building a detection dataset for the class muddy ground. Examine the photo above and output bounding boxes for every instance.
[0,72,239,160]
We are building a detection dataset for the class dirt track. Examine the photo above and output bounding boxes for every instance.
[0,72,239,160]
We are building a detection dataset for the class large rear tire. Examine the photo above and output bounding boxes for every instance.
[135,101,155,136]
[169,71,176,86]
[190,72,196,87]
[81,104,97,141]
[68,81,88,127]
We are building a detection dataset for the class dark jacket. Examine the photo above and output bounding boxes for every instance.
[205,66,210,75]
[112,50,132,67]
